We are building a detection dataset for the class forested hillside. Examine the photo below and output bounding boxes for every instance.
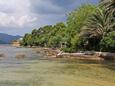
[0,33,21,44]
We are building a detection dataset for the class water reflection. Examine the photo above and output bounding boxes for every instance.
[0,45,42,61]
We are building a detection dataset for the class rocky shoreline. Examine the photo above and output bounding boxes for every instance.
[33,48,115,61]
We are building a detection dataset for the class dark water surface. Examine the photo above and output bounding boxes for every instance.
[0,45,115,86]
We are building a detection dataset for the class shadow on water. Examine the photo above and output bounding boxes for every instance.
[101,61,115,70]
[80,60,115,71]
[53,58,115,71]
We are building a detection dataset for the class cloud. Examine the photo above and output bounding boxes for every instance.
[0,0,98,35]
[30,0,65,14]
[0,12,37,27]
[0,0,37,27]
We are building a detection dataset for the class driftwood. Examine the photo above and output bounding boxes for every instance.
[57,51,115,60]
[56,52,103,60]
[34,48,115,61]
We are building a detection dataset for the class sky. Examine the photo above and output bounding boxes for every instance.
[0,0,98,36]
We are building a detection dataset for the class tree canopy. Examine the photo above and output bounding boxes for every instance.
[22,1,115,53]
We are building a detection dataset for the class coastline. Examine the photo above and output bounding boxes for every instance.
[33,47,115,61]
[13,44,115,61]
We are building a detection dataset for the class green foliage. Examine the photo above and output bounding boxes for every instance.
[22,2,115,53]
[86,7,114,38]
[80,1,115,51]
[62,47,75,53]
[22,34,33,46]
[100,31,115,52]
[64,4,97,51]
[67,4,97,33]
[22,22,67,48]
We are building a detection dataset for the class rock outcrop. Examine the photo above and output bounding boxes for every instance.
[99,52,115,60]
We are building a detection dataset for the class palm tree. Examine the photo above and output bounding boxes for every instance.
[86,8,113,39]
[100,0,115,15]
[81,8,115,50]
[80,0,115,51]
[85,0,115,38]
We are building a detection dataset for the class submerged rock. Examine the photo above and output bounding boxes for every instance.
[0,53,5,57]
[15,54,26,59]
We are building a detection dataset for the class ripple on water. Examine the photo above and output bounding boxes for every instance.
[0,45,114,86]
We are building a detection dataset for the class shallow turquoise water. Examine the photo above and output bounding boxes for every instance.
[0,45,115,86]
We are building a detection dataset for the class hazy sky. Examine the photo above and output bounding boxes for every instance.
[0,0,98,36]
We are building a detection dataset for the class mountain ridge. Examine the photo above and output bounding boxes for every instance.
[0,33,22,44]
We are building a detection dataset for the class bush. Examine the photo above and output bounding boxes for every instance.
[62,47,76,53]
[100,31,115,52]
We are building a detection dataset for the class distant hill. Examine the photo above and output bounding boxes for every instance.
[0,40,6,44]
[0,33,22,44]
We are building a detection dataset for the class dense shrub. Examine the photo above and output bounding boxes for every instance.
[100,31,115,52]
[62,47,76,53]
